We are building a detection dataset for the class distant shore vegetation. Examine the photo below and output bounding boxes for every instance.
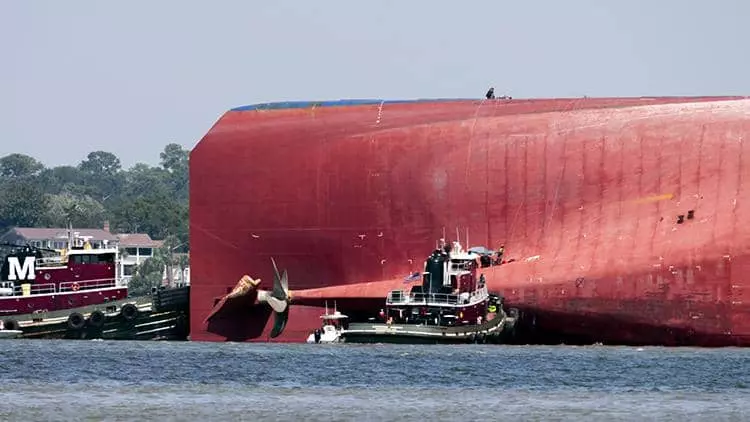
[0,144,189,253]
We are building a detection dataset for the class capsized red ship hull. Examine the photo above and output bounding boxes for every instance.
[190,96,750,346]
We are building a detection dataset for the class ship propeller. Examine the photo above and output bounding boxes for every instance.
[256,257,291,338]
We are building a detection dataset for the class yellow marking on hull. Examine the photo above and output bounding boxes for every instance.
[633,193,674,204]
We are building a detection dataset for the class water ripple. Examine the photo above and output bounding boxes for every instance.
[1,341,750,420]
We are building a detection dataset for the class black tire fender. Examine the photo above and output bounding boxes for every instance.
[3,319,20,331]
[88,310,106,328]
[68,312,85,330]
[120,303,138,321]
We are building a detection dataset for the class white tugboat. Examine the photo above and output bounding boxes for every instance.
[306,301,348,344]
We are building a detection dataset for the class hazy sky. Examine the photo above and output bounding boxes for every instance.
[2,1,749,169]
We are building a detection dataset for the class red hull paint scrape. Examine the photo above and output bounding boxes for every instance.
[190,96,750,346]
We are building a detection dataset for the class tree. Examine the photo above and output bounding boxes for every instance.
[126,235,186,295]
[176,253,190,284]
[158,235,182,286]
[159,143,189,203]
[78,151,121,176]
[0,179,49,230]
[121,163,171,198]
[77,151,124,203]
[43,192,107,228]
[112,191,187,244]
[160,143,189,173]
[0,153,44,179]
[38,166,86,195]
[0,145,191,254]
[127,253,165,296]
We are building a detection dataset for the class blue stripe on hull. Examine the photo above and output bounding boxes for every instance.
[230,98,477,112]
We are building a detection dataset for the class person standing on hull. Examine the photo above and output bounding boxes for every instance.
[486,87,495,99]
[495,244,505,265]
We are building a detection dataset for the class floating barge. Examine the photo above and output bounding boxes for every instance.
[7,286,190,341]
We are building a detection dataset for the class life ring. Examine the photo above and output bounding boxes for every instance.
[71,282,80,292]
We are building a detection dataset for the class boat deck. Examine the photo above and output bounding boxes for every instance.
[10,296,152,326]
[343,312,516,344]
[2,287,191,341]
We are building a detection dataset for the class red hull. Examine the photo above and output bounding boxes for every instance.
[190,96,750,345]
[0,288,128,319]
[1,247,127,323]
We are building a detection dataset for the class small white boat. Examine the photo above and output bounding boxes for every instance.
[0,329,22,339]
[306,301,348,344]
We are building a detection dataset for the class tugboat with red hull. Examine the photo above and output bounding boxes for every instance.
[0,232,128,332]
[206,239,518,343]
[340,240,517,344]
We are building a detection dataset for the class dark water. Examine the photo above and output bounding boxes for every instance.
[1,340,749,421]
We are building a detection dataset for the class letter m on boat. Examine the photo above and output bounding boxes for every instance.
[7,256,35,281]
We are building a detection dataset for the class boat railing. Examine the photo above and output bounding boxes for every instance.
[11,283,56,295]
[59,278,118,292]
[387,285,489,306]
[36,257,66,267]
[450,260,475,272]
[439,308,506,334]
[387,291,460,305]
[471,286,489,302]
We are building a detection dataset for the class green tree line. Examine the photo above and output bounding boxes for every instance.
[0,144,190,252]
[126,234,190,296]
